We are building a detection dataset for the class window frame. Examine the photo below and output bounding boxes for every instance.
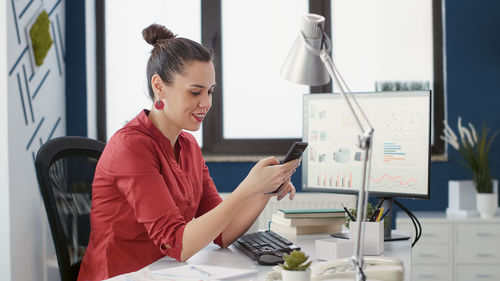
[200,0,332,157]
[96,0,446,159]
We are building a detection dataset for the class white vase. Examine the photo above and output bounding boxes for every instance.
[476,193,498,218]
[281,268,311,281]
[447,179,498,218]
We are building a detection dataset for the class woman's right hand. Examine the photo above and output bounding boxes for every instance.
[241,156,300,195]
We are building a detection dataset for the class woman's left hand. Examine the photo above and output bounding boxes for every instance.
[274,180,296,201]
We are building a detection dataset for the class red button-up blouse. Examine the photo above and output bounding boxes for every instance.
[77,110,223,281]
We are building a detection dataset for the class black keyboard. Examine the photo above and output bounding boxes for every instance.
[234,230,300,265]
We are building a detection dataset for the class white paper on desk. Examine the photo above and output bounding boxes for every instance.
[152,264,258,280]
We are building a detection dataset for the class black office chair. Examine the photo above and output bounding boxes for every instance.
[35,136,105,281]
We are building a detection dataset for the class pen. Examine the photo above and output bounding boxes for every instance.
[379,208,391,221]
[190,265,212,277]
[374,198,385,210]
[369,208,380,222]
[342,203,356,221]
[375,207,384,222]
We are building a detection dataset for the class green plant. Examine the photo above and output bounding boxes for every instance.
[345,202,389,229]
[442,117,499,193]
[345,202,374,229]
[30,10,53,66]
[280,250,311,271]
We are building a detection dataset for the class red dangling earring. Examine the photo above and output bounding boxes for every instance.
[155,100,164,110]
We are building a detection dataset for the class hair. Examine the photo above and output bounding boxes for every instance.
[142,24,214,100]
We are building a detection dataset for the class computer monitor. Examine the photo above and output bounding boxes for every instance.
[302,91,430,240]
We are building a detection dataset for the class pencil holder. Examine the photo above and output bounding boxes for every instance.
[349,220,384,255]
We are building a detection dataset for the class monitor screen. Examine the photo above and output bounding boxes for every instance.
[302,91,430,199]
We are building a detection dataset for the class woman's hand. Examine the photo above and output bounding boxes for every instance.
[274,180,296,201]
[241,157,300,195]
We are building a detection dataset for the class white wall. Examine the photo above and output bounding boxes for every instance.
[1,2,12,280]
[5,0,66,280]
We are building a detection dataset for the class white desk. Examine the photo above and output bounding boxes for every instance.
[110,233,412,281]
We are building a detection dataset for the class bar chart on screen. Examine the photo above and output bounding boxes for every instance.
[317,172,353,188]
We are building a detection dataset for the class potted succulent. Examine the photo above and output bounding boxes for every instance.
[442,117,499,218]
[280,250,312,281]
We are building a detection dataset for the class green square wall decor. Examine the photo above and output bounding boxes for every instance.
[29,10,53,66]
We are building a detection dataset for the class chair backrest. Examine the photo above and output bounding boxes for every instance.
[35,136,105,281]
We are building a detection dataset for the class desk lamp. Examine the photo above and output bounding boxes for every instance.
[281,14,374,281]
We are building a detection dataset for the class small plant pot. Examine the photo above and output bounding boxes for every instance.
[281,268,311,281]
[476,193,498,218]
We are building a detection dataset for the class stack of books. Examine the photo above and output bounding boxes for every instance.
[270,208,346,235]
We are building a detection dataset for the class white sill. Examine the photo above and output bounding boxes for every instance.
[203,154,284,163]
[204,153,447,162]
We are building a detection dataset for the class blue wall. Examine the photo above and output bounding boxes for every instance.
[207,0,500,213]
[66,0,88,136]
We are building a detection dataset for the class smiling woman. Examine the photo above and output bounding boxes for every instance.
[142,23,215,145]
[148,61,214,146]
[77,24,301,281]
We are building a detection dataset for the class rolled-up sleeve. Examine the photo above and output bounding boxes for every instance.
[195,163,224,247]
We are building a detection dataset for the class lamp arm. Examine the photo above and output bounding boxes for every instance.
[318,45,375,281]
[318,51,374,136]
[351,137,374,281]
[298,26,375,281]
[328,56,375,134]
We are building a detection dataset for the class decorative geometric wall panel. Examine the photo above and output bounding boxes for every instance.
[7,0,66,280]
[8,0,65,165]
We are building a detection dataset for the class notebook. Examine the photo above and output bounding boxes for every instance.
[277,208,345,218]
[152,264,258,280]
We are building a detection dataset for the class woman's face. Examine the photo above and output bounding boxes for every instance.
[157,61,215,132]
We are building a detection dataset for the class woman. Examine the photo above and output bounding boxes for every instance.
[77,24,299,281]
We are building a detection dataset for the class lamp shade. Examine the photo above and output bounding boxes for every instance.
[280,14,330,86]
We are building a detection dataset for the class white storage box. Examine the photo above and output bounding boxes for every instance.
[315,238,355,260]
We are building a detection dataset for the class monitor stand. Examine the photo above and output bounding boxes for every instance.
[332,197,412,241]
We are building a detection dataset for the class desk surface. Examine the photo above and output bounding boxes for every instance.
[111,232,412,281]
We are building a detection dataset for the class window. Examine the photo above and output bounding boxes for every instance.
[328,0,445,157]
[221,0,308,139]
[97,0,445,158]
[103,0,203,144]
[331,1,433,93]
[200,0,445,157]
[200,0,332,156]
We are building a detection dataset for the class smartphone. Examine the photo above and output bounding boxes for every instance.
[267,142,308,194]
[281,142,308,163]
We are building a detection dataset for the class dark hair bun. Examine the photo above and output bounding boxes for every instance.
[142,24,176,46]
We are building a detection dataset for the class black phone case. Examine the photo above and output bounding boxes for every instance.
[282,142,308,163]
[267,142,308,194]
